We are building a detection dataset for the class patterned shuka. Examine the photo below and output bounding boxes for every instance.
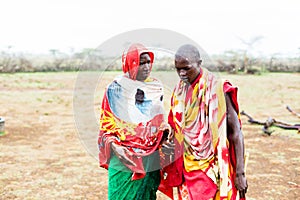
[98,75,165,178]
[98,44,167,199]
[166,68,243,200]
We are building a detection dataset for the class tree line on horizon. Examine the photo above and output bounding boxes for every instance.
[0,47,300,73]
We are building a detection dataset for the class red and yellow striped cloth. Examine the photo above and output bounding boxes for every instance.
[165,68,242,200]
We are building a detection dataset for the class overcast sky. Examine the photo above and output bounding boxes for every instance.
[1,0,300,56]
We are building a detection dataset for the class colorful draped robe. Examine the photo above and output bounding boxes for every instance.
[98,74,167,199]
[166,68,242,200]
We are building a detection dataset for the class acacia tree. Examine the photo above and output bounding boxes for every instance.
[237,35,264,73]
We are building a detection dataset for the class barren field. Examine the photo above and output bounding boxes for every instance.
[1,71,300,200]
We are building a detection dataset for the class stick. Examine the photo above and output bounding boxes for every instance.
[241,111,273,135]
[240,111,300,135]
[286,105,300,118]
[240,110,265,125]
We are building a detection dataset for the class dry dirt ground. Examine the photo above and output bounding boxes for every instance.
[0,71,299,200]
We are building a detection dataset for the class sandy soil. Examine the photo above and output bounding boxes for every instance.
[0,71,299,200]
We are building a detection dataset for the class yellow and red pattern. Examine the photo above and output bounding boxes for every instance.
[166,68,242,200]
[98,75,166,180]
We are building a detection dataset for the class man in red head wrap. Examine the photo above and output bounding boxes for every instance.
[98,43,170,200]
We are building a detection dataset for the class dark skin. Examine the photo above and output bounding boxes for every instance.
[110,52,162,166]
[226,94,248,196]
[136,53,151,81]
[163,44,247,195]
[111,142,136,166]
[174,56,201,84]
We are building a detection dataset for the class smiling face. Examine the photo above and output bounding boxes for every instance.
[136,53,152,81]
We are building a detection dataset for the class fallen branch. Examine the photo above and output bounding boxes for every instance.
[286,105,300,118]
[240,111,300,135]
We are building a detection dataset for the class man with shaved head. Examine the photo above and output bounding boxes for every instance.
[162,44,248,199]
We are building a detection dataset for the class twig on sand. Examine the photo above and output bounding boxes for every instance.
[240,111,300,135]
[286,105,300,118]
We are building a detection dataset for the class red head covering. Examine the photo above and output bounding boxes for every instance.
[122,43,154,80]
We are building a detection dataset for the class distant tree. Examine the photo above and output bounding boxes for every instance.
[237,35,264,73]
[48,49,65,70]
[0,45,16,72]
[17,53,33,72]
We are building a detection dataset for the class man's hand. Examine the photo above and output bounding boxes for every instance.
[234,173,248,198]
[161,139,175,155]
[159,122,171,137]
[111,143,136,166]
[161,128,175,155]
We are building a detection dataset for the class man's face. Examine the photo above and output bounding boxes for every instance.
[175,57,201,84]
[136,53,151,81]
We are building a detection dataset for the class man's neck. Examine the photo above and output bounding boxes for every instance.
[190,68,202,86]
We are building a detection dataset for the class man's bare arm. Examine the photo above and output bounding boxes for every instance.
[225,94,248,193]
